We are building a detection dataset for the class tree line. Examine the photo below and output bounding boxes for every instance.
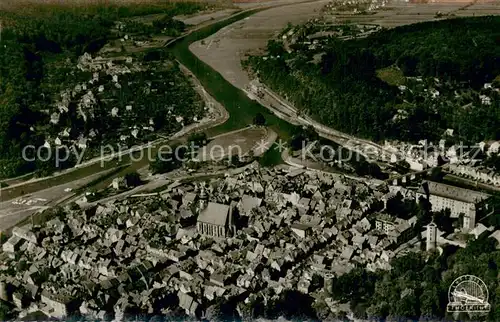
[244,16,500,145]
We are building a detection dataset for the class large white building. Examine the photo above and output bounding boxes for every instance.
[416,181,491,231]
[426,222,437,251]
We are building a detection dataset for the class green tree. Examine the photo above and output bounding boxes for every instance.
[395,160,411,174]
[433,209,453,234]
[238,295,265,321]
[270,290,316,320]
[331,268,376,302]
[493,76,500,88]
[149,144,187,174]
[152,16,186,36]
[204,301,224,321]
[351,300,368,319]
[391,252,425,276]
[143,49,166,62]
[266,39,286,57]
[124,171,142,187]
[310,273,324,292]
[0,301,12,321]
[420,287,441,318]
[430,167,444,181]
[188,132,207,148]
[288,125,319,151]
[392,293,418,320]
[253,112,266,126]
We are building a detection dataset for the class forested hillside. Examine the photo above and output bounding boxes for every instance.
[366,17,500,84]
[325,236,500,321]
[244,16,500,145]
[0,2,205,178]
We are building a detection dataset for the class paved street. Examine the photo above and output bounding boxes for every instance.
[0,169,116,232]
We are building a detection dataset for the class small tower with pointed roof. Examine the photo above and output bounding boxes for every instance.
[199,184,208,212]
[426,221,437,251]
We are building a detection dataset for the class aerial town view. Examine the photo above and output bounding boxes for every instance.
[1,0,500,320]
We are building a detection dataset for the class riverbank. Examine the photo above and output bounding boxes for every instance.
[167,8,297,139]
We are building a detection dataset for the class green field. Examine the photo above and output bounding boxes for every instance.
[376,66,406,86]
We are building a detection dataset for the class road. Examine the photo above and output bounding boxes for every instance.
[247,80,403,163]
[78,161,261,209]
[174,62,230,139]
[184,2,406,165]
[0,10,257,229]
[0,7,256,203]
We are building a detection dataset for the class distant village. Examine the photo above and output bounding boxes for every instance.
[323,0,389,13]
[1,158,500,319]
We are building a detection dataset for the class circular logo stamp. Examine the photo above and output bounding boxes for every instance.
[447,275,490,314]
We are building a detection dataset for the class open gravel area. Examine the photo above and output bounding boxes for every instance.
[176,8,241,25]
[331,1,500,27]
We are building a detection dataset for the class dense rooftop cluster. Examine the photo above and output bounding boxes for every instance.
[0,163,422,320]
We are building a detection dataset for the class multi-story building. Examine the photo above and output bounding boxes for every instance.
[375,213,397,234]
[448,164,500,186]
[416,181,491,231]
[374,213,417,245]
